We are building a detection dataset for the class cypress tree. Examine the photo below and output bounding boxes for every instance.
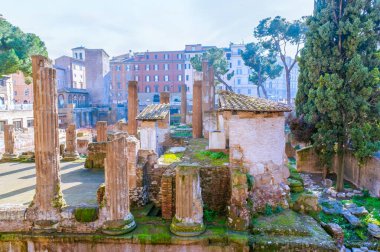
[296,0,380,191]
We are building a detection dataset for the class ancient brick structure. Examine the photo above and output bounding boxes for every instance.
[170,163,205,236]
[127,81,138,136]
[181,84,187,124]
[161,172,175,220]
[160,92,170,104]
[63,124,80,160]
[126,136,140,189]
[192,73,203,138]
[26,55,65,228]
[102,136,136,235]
[84,142,107,169]
[2,124,17,160]
[96,121,108,142]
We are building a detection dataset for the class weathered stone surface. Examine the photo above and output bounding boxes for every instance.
[63,124,80,160]
[368,223,380,239]
[96,121,108,142]
[228,168,249,231]
[26,55,65,226]
[343,210,362,227]
[84,142,107,169]
[292,193,321,214]
[170,163,205,236]
[180,83,187,124]
[101,136,136,234]
[192,75,202,138]
[321,222,344,248]
[127,81,138,136]
[345,203,369,216]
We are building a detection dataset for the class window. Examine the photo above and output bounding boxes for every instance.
[164,75,169,81]
[154,75,159,82]
[134,64,139,71]
[117,82,121,89]
[237,78,241,85]
[27,119,33,128]
[135,75,139,81]
[14,91,17,96]
[146,75,150,82]
[236,69,242,75]
[178,75,182,81]
[177,64,182,70]
[145,64,150,71]
[154,64,159,70]
[146,54,149,59]
[154,54,158,59]
[154,85,159,93]
[164,54,169,60]
[145,86,151,93]
[186,75,189,81]
[238,49,243,55]
[229,63,232,68]
[178,85,181,92]
[116,65,121,71]
[164,64,169,70]
[25,89,29,96]
[237,60,241,66]
[177,54,182,59]
[79,53,83,59]
[191,46,195,51]
[164,85,170,91]
[125,65,130,71]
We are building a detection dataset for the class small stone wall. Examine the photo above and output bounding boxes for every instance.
[296,146,324,173]
[84,142,107,169]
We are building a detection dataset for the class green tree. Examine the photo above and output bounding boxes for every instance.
[0,16,48,82]
[190,47,234,91]
[241,42,283,98]
[254,16,307,104]
[296,0,380,191]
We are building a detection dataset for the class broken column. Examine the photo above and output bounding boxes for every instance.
[96,121,108,142]
[127,81,138,136]
[102,136,136,235]
[63,124,80,161]
[192,72,203,138]
[26,55,65,228]
[202,61,216,139]
[126,136,140,189]
[160,92,170,104]
[1,124,17,160]
[170,163,205,236]
[181,84,187,124]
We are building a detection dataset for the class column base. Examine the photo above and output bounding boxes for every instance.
[101,213,136,235]
[32,220,59,233]
[170,218,206,237]
[1,153,19,162]
[62,151,80,161]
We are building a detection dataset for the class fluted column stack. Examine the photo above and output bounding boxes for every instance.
[192,72,203,138]
[170,163,205,236]
[26,55,65,227]
[181,84,187,124]
[96,121,107,142]
[127,81,138,136]
[102,136,136,235]
[63,124,80,161]
[1,124,17,160]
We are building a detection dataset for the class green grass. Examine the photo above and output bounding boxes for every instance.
[162,153,183,164]
[194,150,229,166]
[342,192,380,226]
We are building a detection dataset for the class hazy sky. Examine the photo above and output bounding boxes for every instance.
[2,0,313,59]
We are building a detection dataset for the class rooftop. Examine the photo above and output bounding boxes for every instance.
[136,103,170,120]
[218,91,292,113]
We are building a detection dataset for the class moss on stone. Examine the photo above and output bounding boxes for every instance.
[52,184,66,209]
[74,207,98,223]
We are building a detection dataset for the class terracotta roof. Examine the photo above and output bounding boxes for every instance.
[136,104,170,120]
[218,91,292,112]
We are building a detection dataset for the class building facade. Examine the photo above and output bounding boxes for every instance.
[110,50,186,107]
[11,72,33,104]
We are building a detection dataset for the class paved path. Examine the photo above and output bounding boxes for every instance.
[0,161,104,206]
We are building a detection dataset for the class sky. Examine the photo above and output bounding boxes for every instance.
[2,0,314,59]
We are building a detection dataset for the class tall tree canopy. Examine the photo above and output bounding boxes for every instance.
[241,42,282,98]
[255,16,307,104]
[0,16,48,82]
[190,47,234,91]
[296,0,380,191]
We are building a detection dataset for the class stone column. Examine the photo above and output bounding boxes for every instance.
[126,136,140,189]
[181,84,187,124]
[170,163,205,236]
[160,92,170,104]
[192,73,203,138]
[63,124,80,161]
[96,121,108,142]
[127,81,138,136]
[102,136,136,235]
[26,55,65,227]
[201,60,212,113]
[2,124,17,160]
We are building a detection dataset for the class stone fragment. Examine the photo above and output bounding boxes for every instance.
[337,192,346,198]
[167,147,186,153]
[345,203,369,216]
[292,193,321,214]
[323,179,333,188]
[368,223,380,238]
[322,222,344,248]
[343,210,362,227]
